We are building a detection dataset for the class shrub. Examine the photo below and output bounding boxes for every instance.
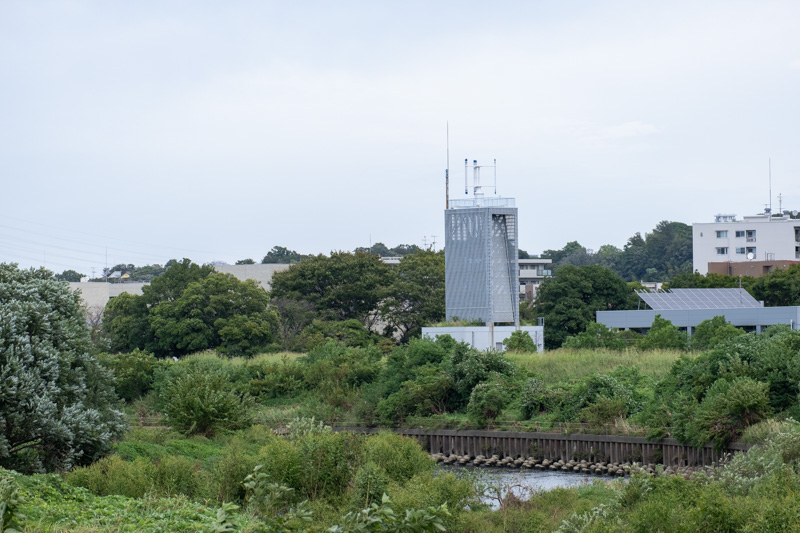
[467,380,509,427]
[66,455,155,498]
[361,431,434,483]
[162,367,253,436]
[691,316,745,351]
[99,349,160,402]
[562,322,626,350]
[352,461,388,508]
[680,377,772,450]
[503,330,537,353]
[520,378,552,419]
[0,474,25,532]
[639,314,687,351]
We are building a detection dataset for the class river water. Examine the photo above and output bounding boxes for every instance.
[443,467,599,510]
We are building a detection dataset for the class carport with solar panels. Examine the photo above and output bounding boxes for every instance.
[597,288,800,335]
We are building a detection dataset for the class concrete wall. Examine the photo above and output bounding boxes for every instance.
[214,263,291,290]
[422,325,544,352]
[68,282,147,314]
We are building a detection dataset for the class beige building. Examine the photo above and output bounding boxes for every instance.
[68,263,292,313]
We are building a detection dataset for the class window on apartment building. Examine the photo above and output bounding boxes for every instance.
[735,247,746,254]
[746,230,756,241]
[716,247,728,254]
[735,230,745,238]
[746,247,756,256]
[716,230,728,238]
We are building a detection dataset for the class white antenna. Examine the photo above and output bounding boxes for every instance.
[769,158,772,217]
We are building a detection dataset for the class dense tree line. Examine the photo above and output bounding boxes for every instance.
[542,220,692,281]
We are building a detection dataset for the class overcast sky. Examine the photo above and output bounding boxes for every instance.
[2,1,799,276]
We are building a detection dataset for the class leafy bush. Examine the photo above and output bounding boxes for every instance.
[99,349,160,402]
[502,330,537,353]
[691,316,745,351]
[467,380,509,427]
[519,378,552,419]
[562,322,626,350]
[639,314,687,351]
[352,461,388,508]
[0,474,25,533]
[161,367,253,436]
[361,431,433,483]
[66,455,155,498]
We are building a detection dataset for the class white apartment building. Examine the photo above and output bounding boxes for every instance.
[693,213,800,275]
[519,258,553,301]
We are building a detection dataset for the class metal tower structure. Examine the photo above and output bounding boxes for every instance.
[445,159,519,325]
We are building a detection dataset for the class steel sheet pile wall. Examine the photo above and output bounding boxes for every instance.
[340,428,751,467]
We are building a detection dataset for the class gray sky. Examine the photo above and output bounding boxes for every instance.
[2,1,799,276]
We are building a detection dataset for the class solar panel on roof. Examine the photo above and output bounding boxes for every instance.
[637,288,761,310]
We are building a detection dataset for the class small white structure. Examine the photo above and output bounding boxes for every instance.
[421,325,544,352]
[693,212,800,275]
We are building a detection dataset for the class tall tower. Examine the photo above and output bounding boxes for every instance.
[445,159,519,325]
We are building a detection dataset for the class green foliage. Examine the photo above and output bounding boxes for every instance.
[0,263,126,473]
[54,269,84,282]
[262,246,309,264]
[380,250,445,343]
[519,378,553,419]
[270,251,391,327]
[329,493,449,533]
[638,314,687,351]
[534,264,629,349]
[0,475,24,533]
[99,349,160,402]
[467,379,509,427]
[502,330,537,352]
[149,272,277,357]
[299,319,385,351]
[562,322,627,350]
[750,263,800,306]
[103,259,278,357]
[691,315,745,350]
[677,377,772,451]
[162,367,253,436]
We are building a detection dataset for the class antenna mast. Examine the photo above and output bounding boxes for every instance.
[769,158,772,217]
[445,122,450,210]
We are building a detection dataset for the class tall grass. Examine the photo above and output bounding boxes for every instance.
[506,347,688,384]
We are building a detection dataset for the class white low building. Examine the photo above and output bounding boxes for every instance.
[421,325,544,352]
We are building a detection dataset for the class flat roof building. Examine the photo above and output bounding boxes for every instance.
[693,212,800,276]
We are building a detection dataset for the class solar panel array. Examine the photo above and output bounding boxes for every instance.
[637,288,761,310]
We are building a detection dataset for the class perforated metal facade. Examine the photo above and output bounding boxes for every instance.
[445,206,519,324]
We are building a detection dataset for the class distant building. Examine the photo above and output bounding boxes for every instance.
[693,212,800,276]
[518,258,552,301]
[68,263,292,313]
[597,288,800,334]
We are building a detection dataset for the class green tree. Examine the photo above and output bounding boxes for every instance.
[262,246,308,264]
[149,273,277,357]
[562,322,626,350]
[0,263,126,473]
[270,251,392,329]
[502,330,537,352]
[235,258,256,265]
[750,263,800,306]
[55,269,84,282]
[103,292,152,352]
[381,250,445,343]
[691,316,745,351]
[638,314,687,350]
[534,265,629,349]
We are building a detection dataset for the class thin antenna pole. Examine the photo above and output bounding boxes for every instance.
[445,122,450,210]
[464,159,468,194]
[769,158,772,218]
[493,158,497,194]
